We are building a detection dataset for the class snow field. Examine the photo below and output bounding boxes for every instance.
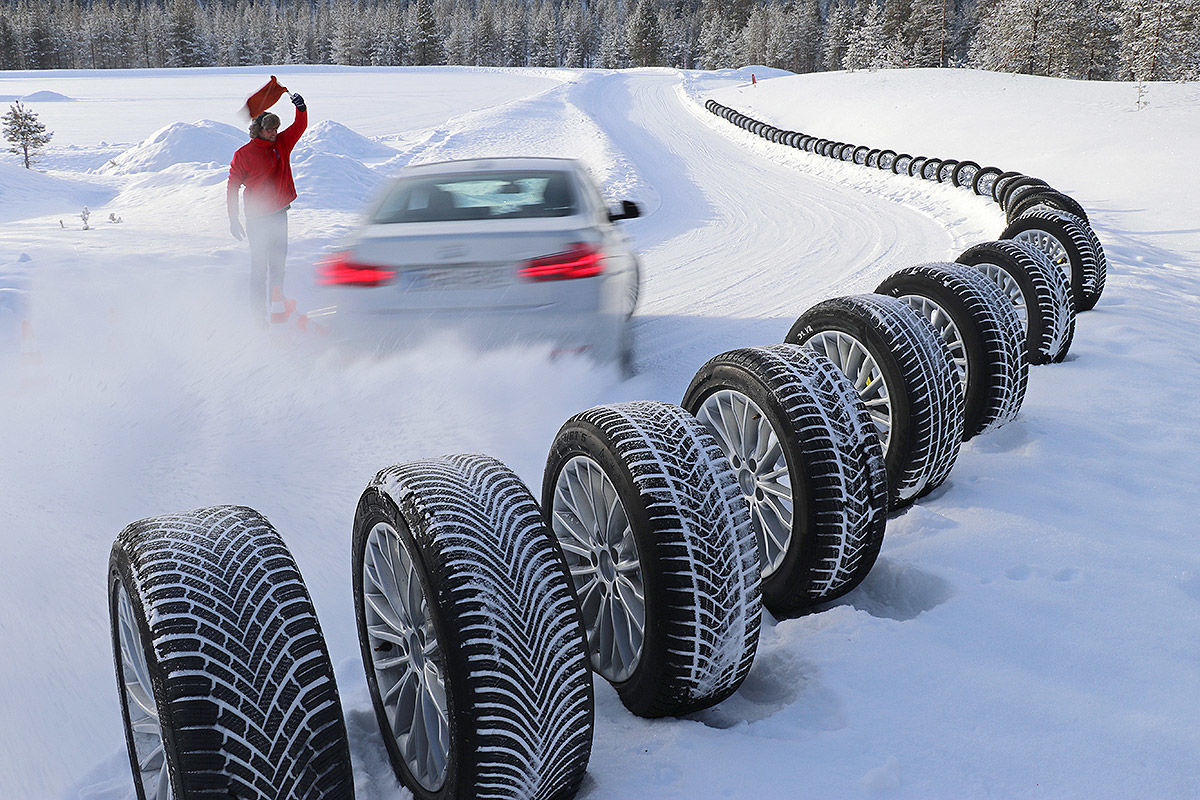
[0,65,1197,799]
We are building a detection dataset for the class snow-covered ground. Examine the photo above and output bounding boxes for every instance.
[1,65,1197,799]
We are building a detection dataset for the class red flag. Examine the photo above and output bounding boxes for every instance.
[243,75,289,119]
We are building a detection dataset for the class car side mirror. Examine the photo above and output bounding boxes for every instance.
[608,200,641,222]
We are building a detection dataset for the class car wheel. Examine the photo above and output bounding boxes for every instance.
[952,160,981,189]
[543,401,761,717]
[109,506,353,800]
[876,263,1028,440]
[786,295,964,509]
[992,171,1024,203]
[682,345,888,616]
[972,166,1003,197]
[1006,188,1089,225]
[938,159,959,183]
[893,154,913,174]
[355,455,594,800]
[956,240,1076,365]
[1002,208,1106,311]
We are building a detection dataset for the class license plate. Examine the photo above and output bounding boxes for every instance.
[404,265,506,291]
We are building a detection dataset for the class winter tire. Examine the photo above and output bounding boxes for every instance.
[909,156,928,178]
[814,138,829,155]
[876,263,1028,440]
[956,239,1076,365]
[972,166,1003,197]
[878,149,898,170]
[1006,188,1089,225]
[921,158,942,180]
[952,160,981,189]
[543,401,761,718]
[682,345,888,616]
[866,148,882,167]
[991,171,1024,203]
[109,506,354,800]
[1002,208,1106,311]
[354,455,594,800]
[786,294,963,509]
[893,154,913,174]
[841,145,857,162]
[938,159,959,183]
[853,145,871,165]
[1000,176,1050,211]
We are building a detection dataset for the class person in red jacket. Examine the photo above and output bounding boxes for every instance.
[227,92,307,323]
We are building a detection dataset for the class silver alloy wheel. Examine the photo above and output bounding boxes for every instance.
[805,331,893,453]
[696,390,793,579]
[551,455,645,683]
[1012,228,1071,281]
[898,295,970,396]
[363,522,450,792]
[117,583,173,800]
[977,262,1029,332]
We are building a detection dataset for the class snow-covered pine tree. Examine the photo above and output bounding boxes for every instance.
[3,101,53,169]
[742,3,770,65]
[845,0,888,69]
[442,0,472,65]
[905,0,948,66]
[627,0,663,67]
[529,1,558,67]
[792,0,825,72]
[559,0,591,67]
[407,0,443,65]
[596,0,629,68]
[970,0,1075,76]
[1070,0,1120,79]
[823,0,855,70]
[1119,0,1195,81]
[500,0,528,66]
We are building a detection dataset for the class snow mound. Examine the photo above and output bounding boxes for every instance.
[0,162,116,223]
[294,120,397,160]
[101,119,245,175]
[20,90,73,102]
[292,152,385,212]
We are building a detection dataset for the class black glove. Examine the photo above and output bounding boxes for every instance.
[291,93,306,112]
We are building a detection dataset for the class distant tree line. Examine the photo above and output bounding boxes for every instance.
[0,0,1195,81]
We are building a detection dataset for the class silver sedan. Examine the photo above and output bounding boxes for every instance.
[316,157,641,368]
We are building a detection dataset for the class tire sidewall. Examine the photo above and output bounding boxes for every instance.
[352,490,464,800]
[681,362,815,609]
[109,551,185,800]
[878,274,992,439]
[542,420,674,713]
[786,310,913,501]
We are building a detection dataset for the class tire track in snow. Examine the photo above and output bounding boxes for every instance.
[569,71,965,380]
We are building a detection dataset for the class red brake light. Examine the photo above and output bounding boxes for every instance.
[317,252,396,286]
[519,243,604,281]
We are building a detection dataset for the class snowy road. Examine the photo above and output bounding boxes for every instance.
[2,66,1197,800]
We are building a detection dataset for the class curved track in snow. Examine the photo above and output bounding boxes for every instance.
[567,70,970,384]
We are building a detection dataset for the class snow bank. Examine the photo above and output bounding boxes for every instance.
[0,162,116,222]
[21,90,73,102]
[294,119,398,161]
[292,153,385,212]
[100,119,245,174]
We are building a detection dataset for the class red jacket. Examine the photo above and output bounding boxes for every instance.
[227,109,307,219]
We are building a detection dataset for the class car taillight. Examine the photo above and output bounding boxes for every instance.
[316,252,396,287]
[519,243,604,281]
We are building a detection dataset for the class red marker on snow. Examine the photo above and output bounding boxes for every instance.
[752,73,756,85]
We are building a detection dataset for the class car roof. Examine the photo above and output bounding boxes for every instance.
[398,156,585,177]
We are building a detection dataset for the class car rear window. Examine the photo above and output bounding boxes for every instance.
[371,170,579,223]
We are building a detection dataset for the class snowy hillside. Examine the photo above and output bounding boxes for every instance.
[0,66,1197,800]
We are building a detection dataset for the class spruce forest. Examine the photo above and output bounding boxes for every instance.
[0,0,1196,81]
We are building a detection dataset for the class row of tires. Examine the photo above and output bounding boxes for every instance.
[108,100,1105,800]
[703,98,1109,312]
[108,243,1077,800]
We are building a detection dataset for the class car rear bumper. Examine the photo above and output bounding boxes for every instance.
[320,304,626,365]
